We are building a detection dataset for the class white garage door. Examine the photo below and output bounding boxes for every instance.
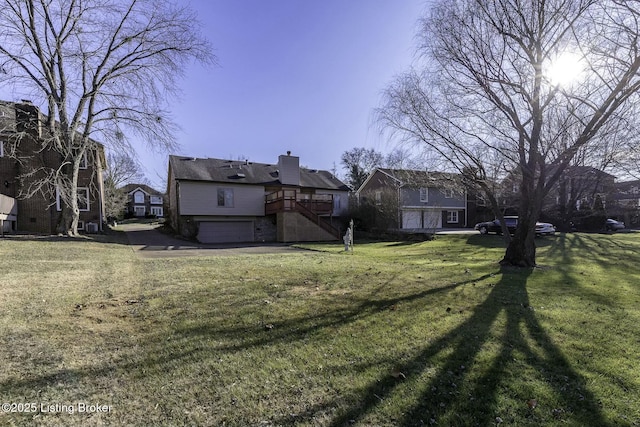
[402,210,422,229]
[423,210,442,229]
[197,221,254,243]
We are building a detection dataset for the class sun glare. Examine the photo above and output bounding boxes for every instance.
[546,52,584,87]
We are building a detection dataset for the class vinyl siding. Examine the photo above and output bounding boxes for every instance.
[315,189,350,216]
[178,181,265,216]
[401,187,466,208]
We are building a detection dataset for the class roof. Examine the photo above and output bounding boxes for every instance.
[121,183,164,196]
[169,155,350,191]
[357,167,462,193]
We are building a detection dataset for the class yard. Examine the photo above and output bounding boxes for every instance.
[0,231,639,426]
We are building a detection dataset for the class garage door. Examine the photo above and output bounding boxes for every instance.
[402,211,422,229]
[423,210,442,229]
[197,221,254,243]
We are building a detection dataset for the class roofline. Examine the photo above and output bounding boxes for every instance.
[355,167,401,194]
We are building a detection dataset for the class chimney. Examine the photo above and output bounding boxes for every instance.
[278,152,300,186]
[14,101,42,138]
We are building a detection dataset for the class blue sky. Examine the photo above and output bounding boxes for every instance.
[137,0,427,187]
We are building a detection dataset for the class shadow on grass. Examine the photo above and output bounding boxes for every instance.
[0,259,613,426]
[322,266,609,427]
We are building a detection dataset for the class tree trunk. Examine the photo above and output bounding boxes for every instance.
[55,159,81,237]
[501,220,537,267]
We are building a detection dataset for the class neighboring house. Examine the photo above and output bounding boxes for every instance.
[122,183,165,218]
[610,179,640,227]
[0,100,106,234]
[167,153,350,243]
[356,168,468,230]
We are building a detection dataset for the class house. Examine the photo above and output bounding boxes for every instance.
[122,183,165,218]
[167,153,350,243]
[356,168,468,230]
[609,179,640,227]
[0,100,106,234]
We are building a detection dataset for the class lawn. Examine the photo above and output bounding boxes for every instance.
[0,232,639,426]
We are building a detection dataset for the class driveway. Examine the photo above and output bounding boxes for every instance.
[120,222,305,258]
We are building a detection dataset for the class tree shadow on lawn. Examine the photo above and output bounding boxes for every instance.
[0,267,612,426]
[326,266,609,427]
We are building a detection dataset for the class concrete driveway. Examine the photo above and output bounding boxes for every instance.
[120,222,305,258]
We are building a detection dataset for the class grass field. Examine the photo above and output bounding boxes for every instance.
[0,231,639,426]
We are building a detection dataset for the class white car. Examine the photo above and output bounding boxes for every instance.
[535,221,556,236]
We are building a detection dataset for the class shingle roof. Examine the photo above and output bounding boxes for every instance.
[169,155,349,191]
[121,183,164,196]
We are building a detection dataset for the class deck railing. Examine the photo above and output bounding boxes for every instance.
[265,190,340,238]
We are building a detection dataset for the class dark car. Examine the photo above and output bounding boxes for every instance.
[605,218,625,232]
[475,216,556,236]
[475,216,518,235]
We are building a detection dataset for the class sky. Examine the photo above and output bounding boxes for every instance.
[136,0,428,188]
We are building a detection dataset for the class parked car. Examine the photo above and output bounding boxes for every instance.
[475,216,555,236]
[475,216,519,235]
[605,218,625,232]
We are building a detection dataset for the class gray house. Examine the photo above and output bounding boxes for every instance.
[356,168,468,230]
[167,153,350,243]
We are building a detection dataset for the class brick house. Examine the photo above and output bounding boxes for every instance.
[0,100,106,233]
[121,183,165,218]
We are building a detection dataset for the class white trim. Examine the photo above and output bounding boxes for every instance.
[56,186,90,212]
[133,190,145,204]
[419,188,428,202]
[127,186,151,196]
[150,195,163,204]
[0,140,4,157]
[447,211,458,223]
[77,220,85,230]
[150,206,163,217]
[355,168,401,194]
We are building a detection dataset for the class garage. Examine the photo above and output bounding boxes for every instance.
[402,210,422,229]
[197,221,254,243]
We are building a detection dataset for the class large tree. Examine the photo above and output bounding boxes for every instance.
[0,0,213,236]
[379,0,640,266]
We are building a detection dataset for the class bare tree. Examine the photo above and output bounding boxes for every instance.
[0,0,213,236]
[103,151,144,220]
[379,0,640,267]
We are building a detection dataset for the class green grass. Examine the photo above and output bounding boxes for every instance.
[1,232,639,426]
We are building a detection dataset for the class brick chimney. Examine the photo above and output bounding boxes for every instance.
[277,152,300,186]
[14,100,42,138]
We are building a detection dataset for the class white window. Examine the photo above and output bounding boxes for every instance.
[375,191,382,205]
[447,211,458,223]
[77,220,85,231]
[134,191,145,204]
[217,188,234,207]
[0,140,4,157]
[56,187,90,211]
[150,195,163,204]
[443,189,455,198]
[419,188,428,202]
[150,206,163,217]
[134,206,146,216]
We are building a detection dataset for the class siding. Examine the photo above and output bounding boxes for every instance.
[315,189,350,216]
[179,181,265,216]
[401,187,466,208]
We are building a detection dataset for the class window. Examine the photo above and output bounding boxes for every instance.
[217,188,234,207]
[134,206,146,216]
[150,206,163,217]
[447,211,458,223]
[0,140,4,157]
[150,195,163,204]
[443,189,455,198]
[77,220,85,231]
[79,152,88,169]
[56,187,90,211]
[375,191,382,205]
[134,191,145,204]
[419,187,428,202]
